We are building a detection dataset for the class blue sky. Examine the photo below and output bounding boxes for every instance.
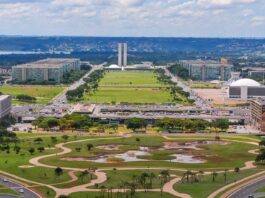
[0,0,264,37]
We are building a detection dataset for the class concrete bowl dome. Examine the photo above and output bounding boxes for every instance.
[230,78,261,87]
[108,64,120,68]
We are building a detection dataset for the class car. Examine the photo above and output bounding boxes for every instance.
[19,188,24,193]
[3,178,7,182]
[248,195,254,198]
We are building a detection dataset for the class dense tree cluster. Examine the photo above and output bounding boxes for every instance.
[33,114,93,131]
[168,64,189,80]
[155,118,229,132]
[125,118,147,132]
[66,70,105,101]
[16,94,36,103]
[155,69,194,104]
[61,70,87,84]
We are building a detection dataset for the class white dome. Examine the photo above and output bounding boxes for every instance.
[230,78,261,87]
[108,64,120,68]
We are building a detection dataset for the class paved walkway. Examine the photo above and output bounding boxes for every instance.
[1,135,260,198]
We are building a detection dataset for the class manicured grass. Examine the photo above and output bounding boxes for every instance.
[69,192,176,198]
[100,169,179,189]
[190,81,221,89]
[0,135,99,185]
[41,136,257,170]
[0,185,19,196]
[34,186,56,198]
[83,71,175,104]
[54,171,96,188]
[174,169,261,198]
[0,85,64,104]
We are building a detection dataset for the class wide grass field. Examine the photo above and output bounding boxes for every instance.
[0,133,261,198]
[0,85,64,104]
[174,169,262,198]
[83,71,175,104]
[41,135,258,170]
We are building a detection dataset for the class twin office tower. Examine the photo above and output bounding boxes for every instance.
[118,43,127,67]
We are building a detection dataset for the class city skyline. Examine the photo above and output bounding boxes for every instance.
[0,0,264,37]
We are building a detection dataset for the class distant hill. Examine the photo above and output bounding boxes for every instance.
[0,36,265,53]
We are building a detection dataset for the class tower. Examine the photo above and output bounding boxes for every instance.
[118,43,122,67]
[118,43,127,67]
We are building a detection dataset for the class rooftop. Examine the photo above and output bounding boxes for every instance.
[13,58,80,69]
[230,78,261,87]
[0,95,11,101]
[180,59,233,67]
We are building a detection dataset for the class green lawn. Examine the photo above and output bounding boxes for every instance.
[0,185,19,196]
[69,192,176,198]
[174,169,261,198]
[40,135,257,170]
[190,81,221,89]
[0,85,64,104]
[83,71,178,104]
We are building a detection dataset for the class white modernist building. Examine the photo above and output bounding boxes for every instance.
[229,78,265,100]
[0,95,12,118]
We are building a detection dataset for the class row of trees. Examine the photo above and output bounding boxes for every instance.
[16,94,36,103]
[32,114,230,133]
[155,69,194,104]
[32,114,149,133]
[66,70,105,101]
[168,64,189,80]
[155,118,230,132]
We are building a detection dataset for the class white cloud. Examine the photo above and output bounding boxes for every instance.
[251,16,265,26]
[197,0,256,6]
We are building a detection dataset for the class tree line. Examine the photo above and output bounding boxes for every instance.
[66,70,105,101]
[155,69,194,104]
[155,118,229,132]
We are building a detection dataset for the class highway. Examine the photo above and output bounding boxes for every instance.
[164,68,211,108]
[51,63,104,106]
[229,177,265,198]
[0,176,40,198]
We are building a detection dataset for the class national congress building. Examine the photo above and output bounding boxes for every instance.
[12,58,80,83]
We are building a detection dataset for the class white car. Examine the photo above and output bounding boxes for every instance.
[19,188,24,193]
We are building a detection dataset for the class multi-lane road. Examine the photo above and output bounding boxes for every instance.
[229,177,265,198]
[0,176,40,198]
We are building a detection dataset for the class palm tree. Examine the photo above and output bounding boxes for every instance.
[149,172,156,189]
[80,170,89,183]
[212,172,218,182]
[224,169,228,183]
[100,185,106,198]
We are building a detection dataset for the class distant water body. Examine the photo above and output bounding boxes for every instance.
[0,51,45,55]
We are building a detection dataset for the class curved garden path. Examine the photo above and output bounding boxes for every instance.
[0,135,259,198]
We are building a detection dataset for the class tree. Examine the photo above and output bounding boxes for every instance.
[212,172,218,182]
[51,136,57,144]
[28,147,35,155]
[79,170,89,183]
[58,195,68,198]
[212,119,229,130]
[125,118,147,132]
[34,137,43,144]
[62,135,69,142]
[256,149,265,163]
[234,167,240,173]
[13,146,21,154]
[55,167,63,179]
[110,123,118,133]
[224,169,228,183]
[87,143,94,151]
[37,147,45,153]
[259,139,265,147]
